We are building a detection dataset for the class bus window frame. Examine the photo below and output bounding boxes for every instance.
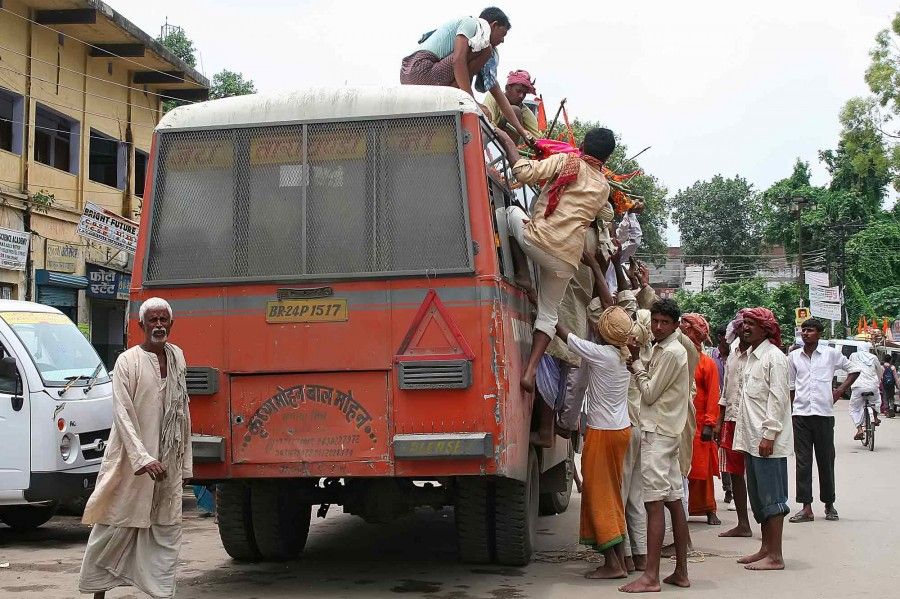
[141,111,477,287]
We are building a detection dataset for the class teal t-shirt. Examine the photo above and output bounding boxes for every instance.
[417,17,478,60]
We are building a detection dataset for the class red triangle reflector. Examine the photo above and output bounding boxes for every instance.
[394,289,475,362]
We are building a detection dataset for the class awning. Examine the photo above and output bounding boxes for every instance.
[35,269,88,289]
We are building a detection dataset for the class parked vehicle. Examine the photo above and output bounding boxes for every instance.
[131,86,573,565]
[0,301,113,530]
[826,339,873,393]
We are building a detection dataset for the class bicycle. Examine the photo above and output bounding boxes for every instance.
[860,391,878,451]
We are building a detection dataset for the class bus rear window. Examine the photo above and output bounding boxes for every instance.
[145,115,474,285]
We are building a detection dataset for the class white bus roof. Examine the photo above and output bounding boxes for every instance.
[157,86,482,131]
[0,300,65,315]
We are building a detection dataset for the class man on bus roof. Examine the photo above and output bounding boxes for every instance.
[400,7,535,146]
[495,127,615,395]
[484,69,540,144]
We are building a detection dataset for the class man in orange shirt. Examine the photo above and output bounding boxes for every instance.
[680,314,721,525]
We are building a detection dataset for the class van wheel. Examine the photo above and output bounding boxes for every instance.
[455,477,494,564]
[494,446,538,566]
[539,440,574,515]
[251,482,311,561]
[0,503,58,532]
[216,482,262,562]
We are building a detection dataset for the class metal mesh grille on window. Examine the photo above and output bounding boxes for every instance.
[145,116,472,283]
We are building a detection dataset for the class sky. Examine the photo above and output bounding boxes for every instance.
[110,0,899,244]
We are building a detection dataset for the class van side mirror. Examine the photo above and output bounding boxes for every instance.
[0,356,23,409]
[0,356,17,380]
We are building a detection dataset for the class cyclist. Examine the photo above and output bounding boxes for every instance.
[849,348,883,440]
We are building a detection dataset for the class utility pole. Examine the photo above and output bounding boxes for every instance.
[787,197,814,305]
[700,261,705,292]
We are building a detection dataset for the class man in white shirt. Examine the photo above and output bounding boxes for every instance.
[787,319,859,524]
[849,348,883,439]
[733,308,792,572]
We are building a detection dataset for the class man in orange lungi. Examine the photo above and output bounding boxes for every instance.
[680,313,721,525]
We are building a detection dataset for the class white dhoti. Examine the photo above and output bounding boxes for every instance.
[621,425,646,557]
[849,387,881,427]
[79,523,182,598]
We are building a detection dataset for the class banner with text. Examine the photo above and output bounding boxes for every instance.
[46,241,79,273]
[76,202,138,254]
[805,270,830,287]
[0,227,31,271]
[810,300,842,321]
[809,285,841,303]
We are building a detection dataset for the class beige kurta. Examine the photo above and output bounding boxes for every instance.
[82,344,192,528]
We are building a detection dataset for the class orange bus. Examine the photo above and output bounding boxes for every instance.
[130,86,573,566]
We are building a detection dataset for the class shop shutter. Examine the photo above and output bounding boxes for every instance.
[38,285,77,307]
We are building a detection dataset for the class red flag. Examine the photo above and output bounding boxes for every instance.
[537,96,547,132]
[858,317,864,334]
[884,318,890,334]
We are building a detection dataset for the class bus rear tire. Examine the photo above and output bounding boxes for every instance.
[0,503,57,532]
[494,446,538,566]
[251,481,311,561]
[216,482,262,562]
[455,477,494,564]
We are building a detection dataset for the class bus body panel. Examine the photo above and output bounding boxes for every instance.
[131,103,544,485]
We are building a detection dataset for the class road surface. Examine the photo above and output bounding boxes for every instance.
[2,409,898,598]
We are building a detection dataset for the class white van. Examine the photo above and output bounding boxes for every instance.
[0,300,113,531]
[826,339,874,388]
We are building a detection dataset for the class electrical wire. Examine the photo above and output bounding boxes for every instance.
[0,43,202,106]
[0,6,206,95]
[0,63,163,116]
[0,86,159,132]
[0,176,134,197]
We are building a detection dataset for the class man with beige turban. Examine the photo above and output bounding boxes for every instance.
[554,260,634,580]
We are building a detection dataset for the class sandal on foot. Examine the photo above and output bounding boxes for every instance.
[825,507,839,521]
[853,432,864,440]
[789,510,814,523]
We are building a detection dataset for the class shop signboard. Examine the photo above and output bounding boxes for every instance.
[86,263,131,300]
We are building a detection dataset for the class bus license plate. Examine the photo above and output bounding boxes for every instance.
[265,299,348,323]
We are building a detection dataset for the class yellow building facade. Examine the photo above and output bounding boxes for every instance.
[0,0,208,365]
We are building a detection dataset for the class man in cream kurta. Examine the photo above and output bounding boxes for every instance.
[79,298,191,599]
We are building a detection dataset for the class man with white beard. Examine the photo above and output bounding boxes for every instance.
[79,297,192,598]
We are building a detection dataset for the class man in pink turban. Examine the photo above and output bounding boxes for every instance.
[733,307,792,571]
[484,69,540,142]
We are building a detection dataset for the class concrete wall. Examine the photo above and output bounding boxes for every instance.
[0,0,167,325]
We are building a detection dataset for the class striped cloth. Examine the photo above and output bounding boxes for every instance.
[400,50,455,86]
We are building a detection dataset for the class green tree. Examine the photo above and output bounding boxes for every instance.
[674,279,800,346]
[210,69,257,100]
[156,27,197,67]
[845,218,900,320]
[670,175,762,280]
[563,118,669,265]
[868,285,900,318]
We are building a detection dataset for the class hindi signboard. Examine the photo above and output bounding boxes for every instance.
[76,202,138,254]
[86,263,131,301]
[805,271,830,287]
[46,241,79,273]
[0,227,31,271]
[809,285,841,303]
[810,300,842,321]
